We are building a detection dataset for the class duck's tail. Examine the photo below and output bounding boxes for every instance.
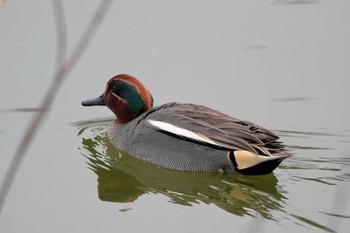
[228,150,291,175]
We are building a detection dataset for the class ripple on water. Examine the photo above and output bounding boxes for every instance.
[74,118,349,232]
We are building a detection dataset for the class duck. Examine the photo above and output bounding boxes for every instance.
[82,74,291,175]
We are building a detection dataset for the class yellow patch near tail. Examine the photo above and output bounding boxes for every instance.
[233,150,279,170]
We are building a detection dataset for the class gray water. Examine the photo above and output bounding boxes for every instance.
[1,0,349,232]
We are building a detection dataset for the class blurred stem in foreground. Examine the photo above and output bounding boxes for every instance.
[0,0,113,213]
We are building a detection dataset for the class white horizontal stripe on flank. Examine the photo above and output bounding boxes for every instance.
[147,120,219,146]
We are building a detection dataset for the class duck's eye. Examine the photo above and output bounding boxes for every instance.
[109,80,127,96]
[110,85,119,94]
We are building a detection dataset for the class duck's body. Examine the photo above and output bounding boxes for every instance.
[108,103,234,173]
[82,74,290,175]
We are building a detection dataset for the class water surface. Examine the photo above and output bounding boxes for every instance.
[1,0,349,232]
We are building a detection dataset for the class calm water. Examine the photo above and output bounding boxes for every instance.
[1,1,349,232]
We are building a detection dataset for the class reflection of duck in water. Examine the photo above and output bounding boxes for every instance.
[82,74,291,175]
[77,123,287,218]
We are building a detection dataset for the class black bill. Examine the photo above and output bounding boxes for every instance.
[81,95,105,106]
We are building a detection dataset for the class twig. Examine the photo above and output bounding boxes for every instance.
[0,0,113,213]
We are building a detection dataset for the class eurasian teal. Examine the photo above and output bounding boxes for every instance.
[82,74,291,175]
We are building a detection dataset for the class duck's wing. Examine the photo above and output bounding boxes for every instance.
[146,103,286,155]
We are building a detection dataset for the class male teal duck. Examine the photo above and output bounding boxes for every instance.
[82,74,291,175]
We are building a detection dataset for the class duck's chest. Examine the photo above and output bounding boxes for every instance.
[107,122,136,151]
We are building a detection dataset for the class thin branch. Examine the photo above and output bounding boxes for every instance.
[0,0,113,213]
[53,0,67,70]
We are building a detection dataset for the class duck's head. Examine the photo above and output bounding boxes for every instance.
[82,74,153,124]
